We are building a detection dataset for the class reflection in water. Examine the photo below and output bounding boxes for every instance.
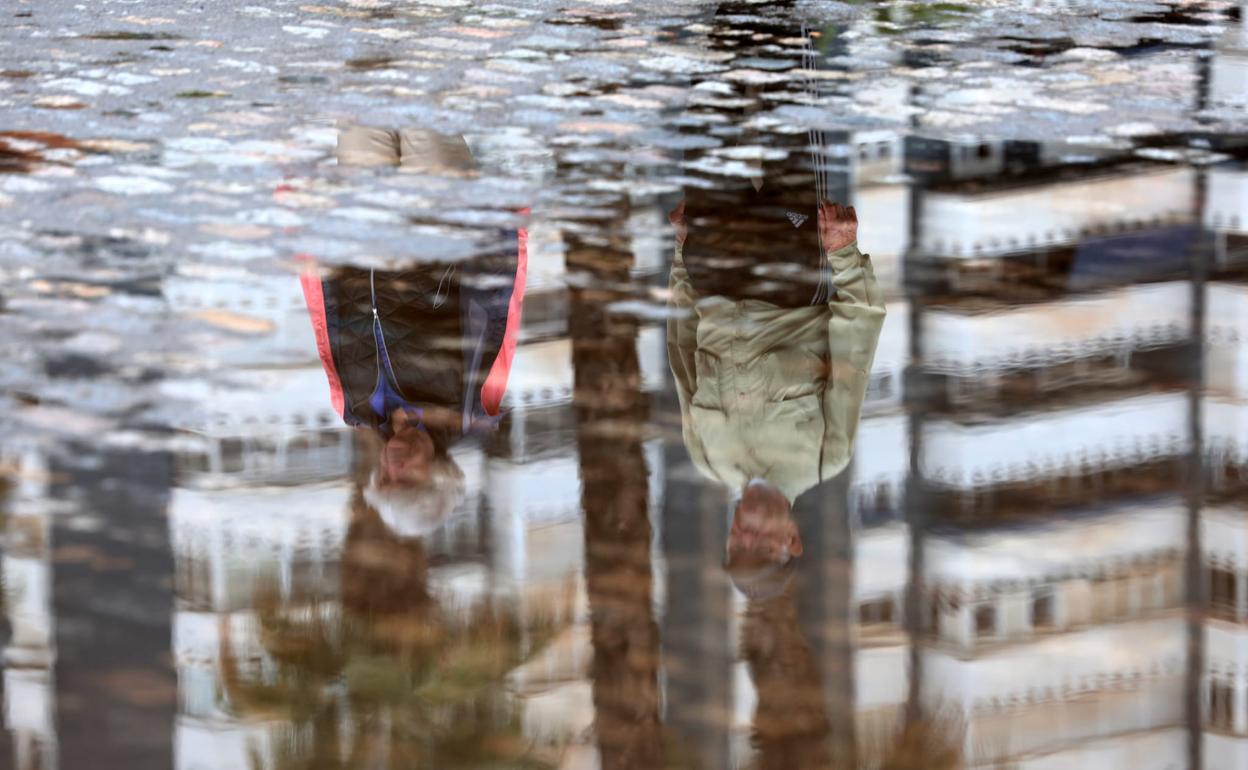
[566,187,664,769]
[210,126,556,769]
[668,198,884,509]
[302,126,524,537]
[2,2,1248,770]
[739,585,830,770]
[664,9,888,765]
[210,434,561,770]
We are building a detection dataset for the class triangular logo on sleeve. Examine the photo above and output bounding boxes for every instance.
[786,211,808,228]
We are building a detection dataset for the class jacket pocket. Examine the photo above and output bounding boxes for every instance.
[764,347,825,401]
[769,392,822,431]
[692,349,722,409]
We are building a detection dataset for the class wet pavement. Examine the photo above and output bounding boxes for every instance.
[2,1,1248,769]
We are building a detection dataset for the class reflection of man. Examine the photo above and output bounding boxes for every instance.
[724,493,831,770]
[668,199,885,522]
[737,598,833,770]
[301,126,527,536]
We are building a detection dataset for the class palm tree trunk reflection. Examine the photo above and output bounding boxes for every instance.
[567,202,664,770]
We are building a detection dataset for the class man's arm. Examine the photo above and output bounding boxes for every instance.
[665,201,711,471]
[818,203,886,478]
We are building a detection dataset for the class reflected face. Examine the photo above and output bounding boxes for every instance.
[727,481,803,567]
[378,411,434,488]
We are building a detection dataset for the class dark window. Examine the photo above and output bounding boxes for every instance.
[975,603,997,638]
[175,451,209,474]
[287,435,313,453]
[505,404,578,461]
[219,438,244,473]
[867,372,894,402]
[875,483,892,514]
[1209,680,1234,730]
[1211,567,1238,615]
[1031,592,1054,629]
[1114,577,1131,619]
[859,597,896,625]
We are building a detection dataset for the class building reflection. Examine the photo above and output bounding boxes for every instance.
[0,442,56,770]
[3,5,1248,770]
[0,439,177,770]
[901,111,1248,770]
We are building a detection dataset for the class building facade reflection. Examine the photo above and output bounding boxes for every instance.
[3,4,1248,770]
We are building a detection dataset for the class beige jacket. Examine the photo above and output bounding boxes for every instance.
[667,241,886,502]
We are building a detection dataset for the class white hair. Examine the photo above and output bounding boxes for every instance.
[363,456,466,540]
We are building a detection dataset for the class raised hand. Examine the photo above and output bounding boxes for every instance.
[669,199,687,247]
[818,200,857,253]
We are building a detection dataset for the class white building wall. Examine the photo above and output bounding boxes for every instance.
[1210,3,1248,109]
[855,645,909,712]
[1203,507,1248,573]
[162,367,341,440]
[923,392,1188,489]
[855,524,910,600]
[923,617,1186,764]
[3,670,54,763]
[852,413,908,513]
[854,182,910,296]
[1206,167,1248,235]
[1206,622,1248,734]
[1019,728,1186,770]
[502,328,666,410]
[865,298,908,410]
[4,557,51,653]
[918,166,1196,259]
[1207,283,1248,400]
[170,484,350,610]
[0,443,56,770]
[1206,733,1248,770]
[176,716,275,770]
[1205,398,1248,464]
[165,273,318,368]
[926,503,1185,588]
[925,281,1190,374]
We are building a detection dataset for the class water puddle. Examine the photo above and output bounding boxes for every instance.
[1,2,1247,769]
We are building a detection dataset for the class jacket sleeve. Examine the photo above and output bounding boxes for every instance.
[478,219,528,417]
[666,246,710,473]
[297,255,348,421]
[821,240,886,479]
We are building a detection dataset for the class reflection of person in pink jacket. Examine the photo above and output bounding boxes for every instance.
[299,126,528,536]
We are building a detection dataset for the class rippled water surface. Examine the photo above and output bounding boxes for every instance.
[2,1,1248,769]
